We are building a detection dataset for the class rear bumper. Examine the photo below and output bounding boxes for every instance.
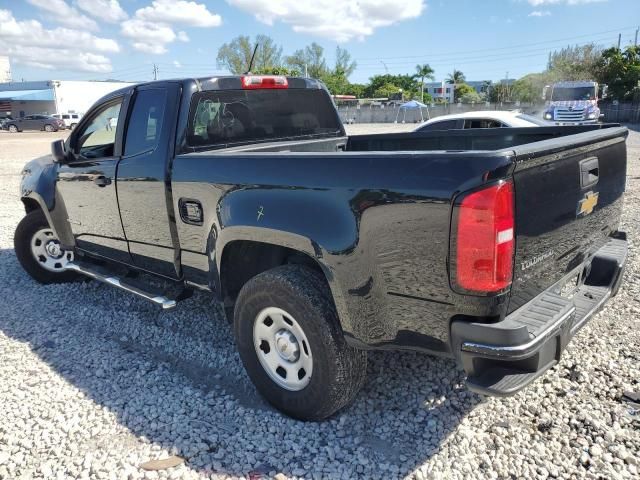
[451,233,627,396]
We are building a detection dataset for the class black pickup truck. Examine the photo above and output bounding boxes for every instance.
[15,75,628,420]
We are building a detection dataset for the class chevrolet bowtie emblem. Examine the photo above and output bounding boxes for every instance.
[577,191,599,216]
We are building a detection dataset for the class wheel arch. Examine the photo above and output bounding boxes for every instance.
[215,228,351,333]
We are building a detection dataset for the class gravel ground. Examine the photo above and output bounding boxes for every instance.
[0,127,638,480]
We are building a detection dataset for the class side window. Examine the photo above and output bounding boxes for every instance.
[464,119,505,129]
[124,89,167,157]
[417,119,459,131]
[62,114,70,119]
[76,99,122,159]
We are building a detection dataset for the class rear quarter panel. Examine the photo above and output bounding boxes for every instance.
[171,150,514,355]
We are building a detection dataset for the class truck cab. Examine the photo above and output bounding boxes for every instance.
[543,80,605,124]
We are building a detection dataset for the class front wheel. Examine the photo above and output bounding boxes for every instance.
[234,265,367,420]
[8,125,18,133]
[14,210,78,284]
[44,124,54,132]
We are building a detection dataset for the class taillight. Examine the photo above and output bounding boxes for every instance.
[241,75,288,89]
[453,180,514,293]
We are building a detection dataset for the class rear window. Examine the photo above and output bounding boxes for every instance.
[187,89,342,148]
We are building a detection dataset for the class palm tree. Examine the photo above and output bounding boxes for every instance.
[446,69,465,85]
[414,64,435,103]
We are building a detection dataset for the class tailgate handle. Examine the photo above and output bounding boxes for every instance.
[580,157,599,189]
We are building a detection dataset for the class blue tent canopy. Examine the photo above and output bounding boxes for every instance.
[0,89,54,101]
[395,100,430,123]
[399,100,429,109]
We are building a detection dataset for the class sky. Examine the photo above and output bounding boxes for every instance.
[0,0,638,85]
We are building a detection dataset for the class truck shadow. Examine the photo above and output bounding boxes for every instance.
[0,247,483,479]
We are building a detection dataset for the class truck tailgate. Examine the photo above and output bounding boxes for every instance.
[508,126,627,313]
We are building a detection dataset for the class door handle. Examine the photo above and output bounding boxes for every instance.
[579,157,599,189]
[94,176,111,187]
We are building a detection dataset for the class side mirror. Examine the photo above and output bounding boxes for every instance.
[51,139,67,164]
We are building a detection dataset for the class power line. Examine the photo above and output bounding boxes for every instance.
[344,25,637,62]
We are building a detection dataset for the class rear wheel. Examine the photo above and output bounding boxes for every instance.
[70,123,77,130]
[234,265,367,420]
[14,210,78,284]
[8,124,18,133]
[44,124,54,132]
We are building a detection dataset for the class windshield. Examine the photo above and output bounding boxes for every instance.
[516,114,549,126]
[187,89,343,149]
[551,86,596,101]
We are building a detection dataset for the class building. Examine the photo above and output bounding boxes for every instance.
[424,81,454,103]
[466,80,491,95]
[0,56,11,83]
[0,80,136,119]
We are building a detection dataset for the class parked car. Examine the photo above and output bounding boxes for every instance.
[414,110,548,131]
[15,75,628,420]
[52,113,83,130]
[4,115,65,133]
[0,116,13,129]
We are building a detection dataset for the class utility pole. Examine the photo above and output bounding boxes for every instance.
[152,63,158,80]
[617,33,621,49]
[304,64,308,78]
[635,27,638,46]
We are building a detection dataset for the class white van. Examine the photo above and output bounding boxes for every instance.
[52,113,83,130]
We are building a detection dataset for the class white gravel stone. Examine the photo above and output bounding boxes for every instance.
[0,127,638,479]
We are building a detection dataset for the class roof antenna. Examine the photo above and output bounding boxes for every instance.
[245,43,259,74]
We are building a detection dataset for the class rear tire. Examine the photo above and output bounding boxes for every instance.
[70,123,77,130]
[234,265,367,420]
[8,125,18,133]
[14,210,78,284]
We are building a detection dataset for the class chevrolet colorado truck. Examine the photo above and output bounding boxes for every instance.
[15,76,628,420]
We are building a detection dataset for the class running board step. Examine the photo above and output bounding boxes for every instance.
[65,261,177,310]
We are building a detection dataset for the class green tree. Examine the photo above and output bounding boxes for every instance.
[285,43,327,79]
[365,74,418,97]
[446,69,465,84]
[373,82,402,98]
[413,64,435,103]
[488,83,512,103]
[596,45,640,100]
[216,34,283,74]
[511,72,553,103]
[454,83,475,102]
[334,46,357,78]
[253,66,301,76]
[322,70,351,95]
[548,43,602,81]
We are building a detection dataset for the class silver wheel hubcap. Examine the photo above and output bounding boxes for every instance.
[253,307,313,391]
[30,228,73,272]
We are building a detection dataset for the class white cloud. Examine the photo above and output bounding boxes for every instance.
[121,18,176,54]
[529,10,552,16]
[173,60,182,68]
[226,0,425,42]
[121,0,221,55]
[77,0,128,23]
[0,9,118,72]
[136,0,221,27]
[527,0,606,5]
[26,0,99,31]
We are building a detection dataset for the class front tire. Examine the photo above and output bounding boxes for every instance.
[234,265,367,420]
[8,125,18,133]
[44,124,54,132]
[14,210,78,284]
